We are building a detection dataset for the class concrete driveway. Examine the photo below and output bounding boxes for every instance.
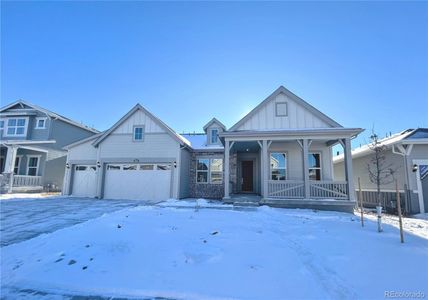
[0,196,144,247]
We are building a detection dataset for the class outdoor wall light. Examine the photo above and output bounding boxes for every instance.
[174,161,177,168]
[97,161,101,168]
[133,159,139,163]
[66,163,70,169]
[412,164,418,172]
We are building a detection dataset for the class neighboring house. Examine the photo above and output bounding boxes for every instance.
[333,128,428,214]
[0,101,99,193]
[63,86,363,212]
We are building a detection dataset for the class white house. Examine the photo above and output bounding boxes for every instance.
[63,86,363,212]
[333,128,428,214]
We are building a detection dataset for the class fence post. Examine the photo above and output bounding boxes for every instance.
[358,177,364,227]
[396,180,404,243]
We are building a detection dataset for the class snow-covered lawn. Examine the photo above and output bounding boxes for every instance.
[2,200,427,299]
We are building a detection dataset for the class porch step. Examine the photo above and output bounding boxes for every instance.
[233,201,260,207]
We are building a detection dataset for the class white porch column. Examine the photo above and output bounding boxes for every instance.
[224,139,230,199]
[262,140,269,199]
[343,138,355,201]
[302,139,310,199]
[4,145,18,193]
[62,162,72,195]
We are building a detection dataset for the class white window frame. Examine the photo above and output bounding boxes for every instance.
[14,155,22,175]
[35,117,47,129]
[26,155,41,176]
[133,125,145,142]
[308,152,322,181]
[4,117,29,137]
[270,152,287,181]
[210,128,219,144]
[196,157,223,184]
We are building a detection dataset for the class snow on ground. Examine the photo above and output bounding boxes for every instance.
[359,210,428,239]
[0,196,144,247]
[0,193,60,200]
[2,202,427,300]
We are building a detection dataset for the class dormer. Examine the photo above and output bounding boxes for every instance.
[203,118,226,145]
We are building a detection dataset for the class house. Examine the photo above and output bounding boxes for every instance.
[333,128,428,214]
[63,86,363,212]
[0,101,99,193]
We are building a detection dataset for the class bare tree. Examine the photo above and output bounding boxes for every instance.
[367,132,397,206]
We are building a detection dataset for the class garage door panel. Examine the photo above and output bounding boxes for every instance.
[72,165,97,198]
[103,164,171,201]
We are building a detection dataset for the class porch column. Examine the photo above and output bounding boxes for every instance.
[224,139,230,199]
[4,145,18,193]
[62,162,72,195]
[343,138,355,201]
[262,140,269,198]
[302,139,310,199]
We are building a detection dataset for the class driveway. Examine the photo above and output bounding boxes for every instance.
[0,196,144,247]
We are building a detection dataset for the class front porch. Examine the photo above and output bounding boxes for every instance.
[220,128,359,213]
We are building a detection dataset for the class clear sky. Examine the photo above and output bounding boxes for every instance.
[1,1,427,150]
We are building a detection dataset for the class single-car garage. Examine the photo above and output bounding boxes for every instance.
[103,163,172,201]
[72,165,97,198]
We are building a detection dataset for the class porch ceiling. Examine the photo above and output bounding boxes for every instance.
[231,141,260,153]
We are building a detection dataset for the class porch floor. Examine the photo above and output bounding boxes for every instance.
[224,194,356,213]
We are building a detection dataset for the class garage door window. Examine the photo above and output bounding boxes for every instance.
[107,164,121,170]
[76,166,87,171]
[157,164,171,171]
[140,164,154,170]
[123,164,138,171]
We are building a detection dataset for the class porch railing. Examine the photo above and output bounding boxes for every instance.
[13,175,43,187]
[309,181,348,199]
[268,180,305,198]
[267,180,349,200]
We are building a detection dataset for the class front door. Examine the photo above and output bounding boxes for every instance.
[241,160,253,192]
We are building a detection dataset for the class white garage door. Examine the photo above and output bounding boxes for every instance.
[103,163,172,201]
[72,165,97,198]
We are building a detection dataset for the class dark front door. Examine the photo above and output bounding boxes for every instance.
[241,160,253,192]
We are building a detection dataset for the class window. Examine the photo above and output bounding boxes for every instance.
[275,102,287,117]
[35,118,47,129]
[196,158,223,184]
[0,120,4,131]
[308,153,321,180]
[107,164,121,170]
[27,156,39,176]
[210,158,223,183]
[270,153,287,180]
[140,164,154,170]
[123,164,138,170]
[14,156,21,174]
[133,126,144,141]
[210,129,219,144]
[6,118,27,136]
[196,158,209,183]
[157,164,171,171]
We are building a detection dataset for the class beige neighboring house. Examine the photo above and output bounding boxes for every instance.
[333,128,428,214]
[63,86,363,212]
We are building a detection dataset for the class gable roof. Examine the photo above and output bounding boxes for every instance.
[203,117,226,132]
[92,104,191,147]
[333,128,428,163]
[229,86,342,131]
[0,100,99,133]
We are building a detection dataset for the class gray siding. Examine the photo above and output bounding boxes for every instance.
[179,148,191,198]
[49,119,94,150]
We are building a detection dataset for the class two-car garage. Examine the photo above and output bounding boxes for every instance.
[71,163,173,201]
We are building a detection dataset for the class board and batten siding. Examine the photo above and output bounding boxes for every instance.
[236,92,333,131]
[269,141,334,181]
[114,110,164,134]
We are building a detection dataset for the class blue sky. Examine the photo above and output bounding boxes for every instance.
[1,1,427,149]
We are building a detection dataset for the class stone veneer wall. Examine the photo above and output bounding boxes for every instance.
[189,151,224,199]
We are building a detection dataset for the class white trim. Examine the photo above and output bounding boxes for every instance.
[269,151,288,181]
[132,125,145,142]
[195,156,223,184]
[308,151,322,181]
[3,116,29,137]
[26,155,41,176]
[413,159,428,213]
[35,117,47,129]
